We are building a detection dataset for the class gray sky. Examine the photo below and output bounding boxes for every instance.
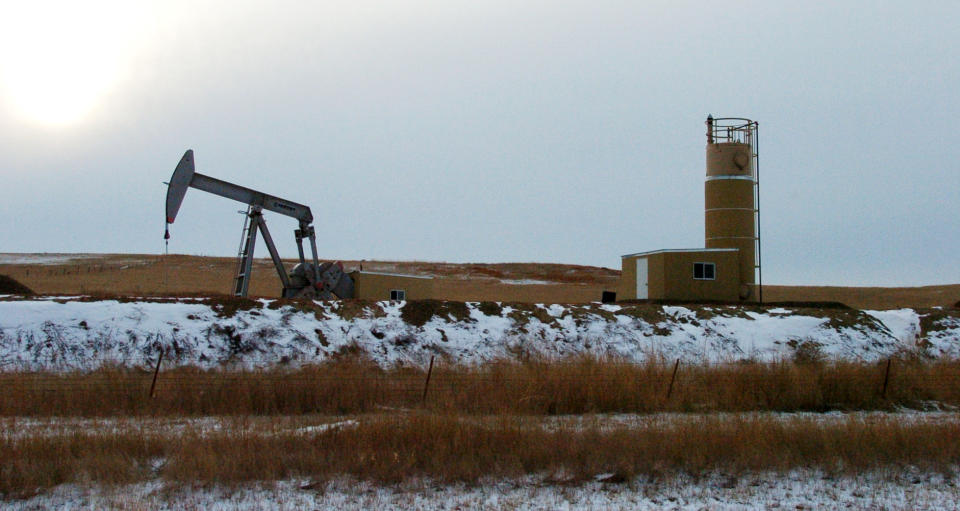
[1,0,957,286]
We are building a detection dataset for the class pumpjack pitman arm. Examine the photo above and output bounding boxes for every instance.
[164,150,354,299]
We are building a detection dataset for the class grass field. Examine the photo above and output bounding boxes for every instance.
[4,410,960,497]
[2,253,959,308]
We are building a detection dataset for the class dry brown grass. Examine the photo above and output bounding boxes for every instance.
[0,254,265,297]
[2,358,959,417]
[163,414,960,484]
[4,357,960,496]
[0,254,619,302]
[3,413,960,496]
[1,431,165,495]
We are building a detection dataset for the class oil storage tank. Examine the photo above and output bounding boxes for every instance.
[704,116,759,300]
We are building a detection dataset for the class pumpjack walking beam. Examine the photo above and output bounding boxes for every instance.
[164,149,350,298]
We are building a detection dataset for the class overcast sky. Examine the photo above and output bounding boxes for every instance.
[0,1,957,286]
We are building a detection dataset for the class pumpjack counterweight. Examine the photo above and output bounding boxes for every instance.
[164,150,354,299]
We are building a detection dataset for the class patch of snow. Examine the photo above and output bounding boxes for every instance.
[536,411,960,433]
[8,471,960,510]
[499,279,557,285]
[0,416,361,441]
[917,313,960,358]
[293,420,359,435]
[0,253,101,265]
[864,309,921,343]
[543,304,566,317]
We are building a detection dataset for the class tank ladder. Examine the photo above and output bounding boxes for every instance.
[751,123,762,304]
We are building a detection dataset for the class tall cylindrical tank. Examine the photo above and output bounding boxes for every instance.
[704,116,757,299]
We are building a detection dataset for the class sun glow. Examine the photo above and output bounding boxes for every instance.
[0,1,146,126]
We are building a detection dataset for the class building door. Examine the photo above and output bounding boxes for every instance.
[636,258,648,299]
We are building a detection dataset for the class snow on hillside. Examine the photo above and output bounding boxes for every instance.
[0,298,957,371]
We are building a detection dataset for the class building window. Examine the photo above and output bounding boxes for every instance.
[693,262,716,280]
[390,289,406,300]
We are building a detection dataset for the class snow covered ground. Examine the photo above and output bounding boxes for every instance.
[7,470,960,510]
[4,411,957,443]
[0,254,101,265]
[0,415,359,442]
[0,298,957,371]
[499,279,558,285]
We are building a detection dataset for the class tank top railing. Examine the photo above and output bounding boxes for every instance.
[706,116,757,145]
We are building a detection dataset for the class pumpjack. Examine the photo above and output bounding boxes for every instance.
[164,150,354,299]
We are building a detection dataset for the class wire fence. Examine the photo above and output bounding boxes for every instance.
[2,356,960,416]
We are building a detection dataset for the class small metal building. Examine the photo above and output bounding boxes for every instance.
[618,249,740,301]
[350,271,434,300]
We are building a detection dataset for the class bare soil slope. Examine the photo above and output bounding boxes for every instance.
[0,274,33,295]
[1,253,957,309]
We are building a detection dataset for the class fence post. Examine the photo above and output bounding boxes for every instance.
[881,357,892,399]
[422,355,435,405]
[149,347,164,399]
[666,358,680,400]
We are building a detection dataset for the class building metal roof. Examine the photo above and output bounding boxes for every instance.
[621,248,739,258]
[353,270,434,280]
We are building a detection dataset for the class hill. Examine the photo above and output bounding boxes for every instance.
[1,253,958,309]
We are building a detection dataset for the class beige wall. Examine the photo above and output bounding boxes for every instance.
[705,179,754,209]
[618,256,637,299]
[706,142,752,178]
[661,250,740,302]
[619,250,740,302]
[434,280,606,303]
[351,271,434,300]
[354,271,613,303]
[705,141,756,285]
[619,253,666,300]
